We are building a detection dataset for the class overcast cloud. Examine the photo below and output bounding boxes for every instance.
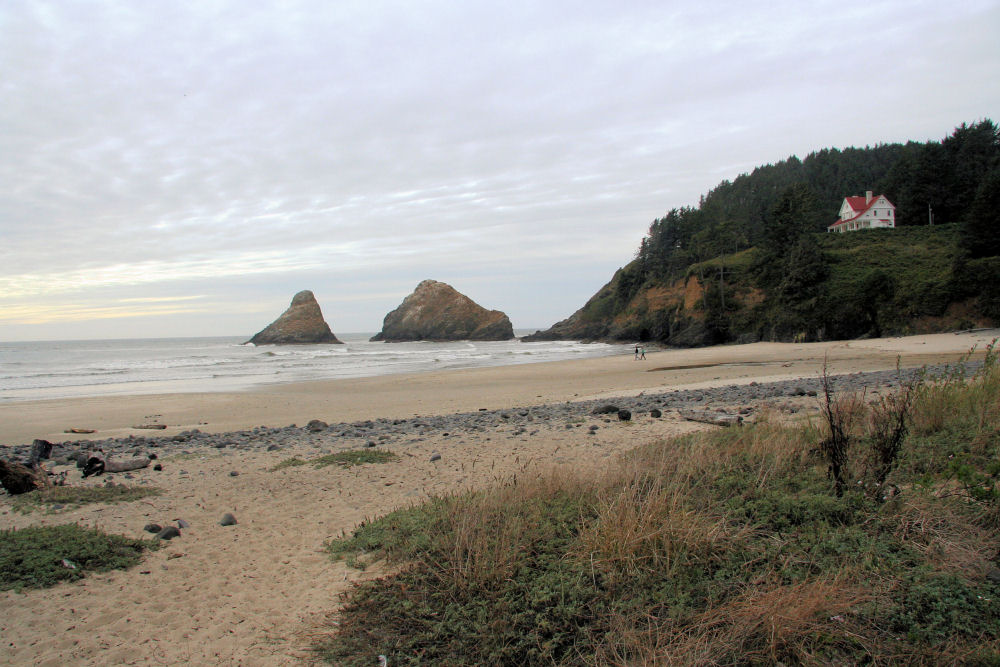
[1,0,998,340]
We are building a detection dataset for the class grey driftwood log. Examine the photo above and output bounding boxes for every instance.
[678,409,743,427]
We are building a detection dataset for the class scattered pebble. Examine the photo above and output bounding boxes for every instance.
[155,526,180,540]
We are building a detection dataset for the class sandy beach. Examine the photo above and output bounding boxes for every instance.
[1,330,996,666]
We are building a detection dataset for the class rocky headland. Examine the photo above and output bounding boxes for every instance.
[246,290,342,345]
[370,279,514,342]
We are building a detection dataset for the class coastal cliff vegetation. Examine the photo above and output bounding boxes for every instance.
[319,347,1000,665]
[527,119,1000,345]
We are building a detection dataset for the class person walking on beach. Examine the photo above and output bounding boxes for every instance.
[640,347,646,360]
[634,345,640,360]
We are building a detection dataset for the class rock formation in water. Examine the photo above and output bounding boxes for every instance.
[247,290,343,345]
[370,280,514,342]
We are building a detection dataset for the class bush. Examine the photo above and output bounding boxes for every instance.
[0,524,153,591]
[10,484,162,514]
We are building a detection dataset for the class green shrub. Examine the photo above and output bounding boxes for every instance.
[10,485,162,514]
[271,449,399,472]
[0,524,153,591]
[883,572,1000,644]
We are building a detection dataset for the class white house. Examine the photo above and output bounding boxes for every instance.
[828,191,896,233]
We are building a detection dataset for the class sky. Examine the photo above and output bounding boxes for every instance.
[1,1,998,341]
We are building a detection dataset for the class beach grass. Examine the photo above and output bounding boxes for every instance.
[318,344,1000,665]
[10,484,162,514]
[0,524,154,591]
[272,449,399,472]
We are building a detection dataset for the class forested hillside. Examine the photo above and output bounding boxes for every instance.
[527,120,1000,345]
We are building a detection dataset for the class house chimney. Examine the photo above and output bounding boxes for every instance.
[866,190,872,204]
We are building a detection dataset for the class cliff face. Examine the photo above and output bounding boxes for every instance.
[522,270,722,347]
[371,280,514,342]
[247,290,343,345]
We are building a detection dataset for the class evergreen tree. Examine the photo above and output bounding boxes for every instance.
[960,167,1000,259]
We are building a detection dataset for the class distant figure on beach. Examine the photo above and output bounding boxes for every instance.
[634,345,640,360]
[640,347,646,360]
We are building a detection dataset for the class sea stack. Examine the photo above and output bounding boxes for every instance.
[371,280,514,342]
[247,290,343,345]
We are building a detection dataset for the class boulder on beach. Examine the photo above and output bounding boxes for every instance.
[247,290,342,345]
[370,280,514,342]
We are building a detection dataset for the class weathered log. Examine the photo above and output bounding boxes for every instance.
[0,459,51,495]
[104,457,151,473]
[132,424,167,430]
[679,409,743,427]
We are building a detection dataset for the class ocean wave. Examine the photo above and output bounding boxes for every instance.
[1,336,632,399]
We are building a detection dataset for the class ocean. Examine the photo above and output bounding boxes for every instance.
[0,332,631,402]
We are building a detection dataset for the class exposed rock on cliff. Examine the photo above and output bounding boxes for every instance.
[247,290,343,345]
[522,267,723,347]
[371,280,514,342]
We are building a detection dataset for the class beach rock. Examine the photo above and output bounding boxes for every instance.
[144,523,162,533]
[592,405,620,415]
[370,280,514,342]
[306,419,328,432]
[155,526,181,540]
[176,519,190,529]
[219,513,238,526]
[650,408,662,418]
[430,452,442,462]
[617,409,632,422]
[247,290,343,345]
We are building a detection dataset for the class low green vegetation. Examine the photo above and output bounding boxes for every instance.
[318,347,1000,665]
[0,524,154,591]
[271,457,310,471]
[11,484,162,514]
[272,449,398,471]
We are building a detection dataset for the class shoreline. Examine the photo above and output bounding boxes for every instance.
[1,330,995,447]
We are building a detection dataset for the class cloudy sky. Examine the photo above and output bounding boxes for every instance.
[1,1,997,341]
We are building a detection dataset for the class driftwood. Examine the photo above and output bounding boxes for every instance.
[679,409,743,427]
[132,424,167,430]
[81,455,151,477]
[0,459,52,494]
[105,457,151,473]
[64,428,96,434]
[0,440,60,495]
[28,439,54,467]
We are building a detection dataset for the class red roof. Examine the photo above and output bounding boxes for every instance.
[844,196,873,212]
